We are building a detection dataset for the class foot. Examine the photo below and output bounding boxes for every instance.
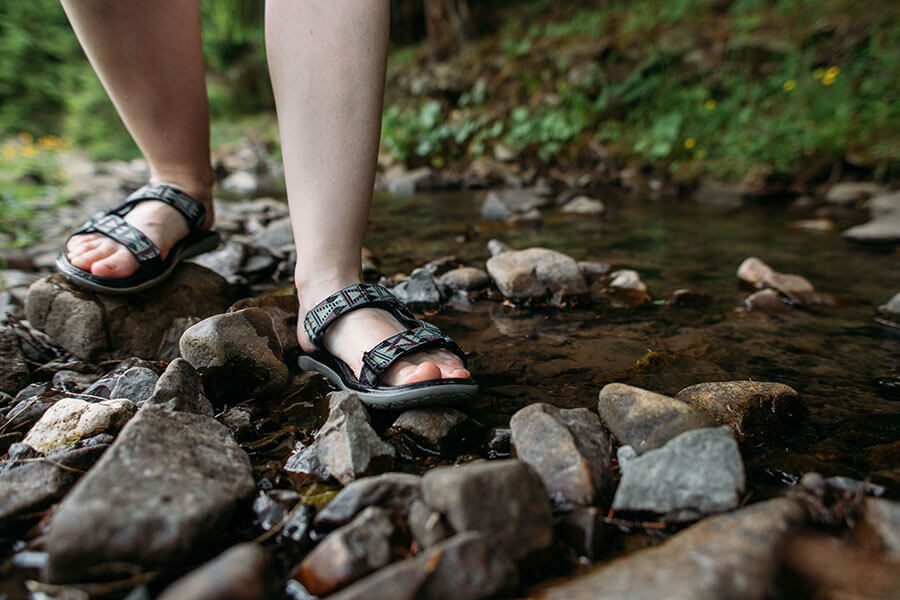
[298,297,471,387]
[65,180,214,279]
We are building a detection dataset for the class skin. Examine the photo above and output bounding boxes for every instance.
[61,0,469,386]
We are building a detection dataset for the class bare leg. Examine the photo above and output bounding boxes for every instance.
[61,0,215,279]
[266,0,469,385]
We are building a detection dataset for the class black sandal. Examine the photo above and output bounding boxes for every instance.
[297,283,478,409]
[55,184,220,294]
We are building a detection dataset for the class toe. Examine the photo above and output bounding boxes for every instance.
[69,246,114,271]
[91,249,138,278]
[386,361,443,386]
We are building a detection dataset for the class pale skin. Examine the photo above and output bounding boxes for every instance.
[61,0,469,386]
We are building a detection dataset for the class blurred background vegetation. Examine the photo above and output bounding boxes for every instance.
[0,0,897,219]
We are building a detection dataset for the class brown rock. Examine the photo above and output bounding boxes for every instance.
[157,543,278,600]
[0,327,28,395]
[486,247,587,305]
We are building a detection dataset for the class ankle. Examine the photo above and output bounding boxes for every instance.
[295,272,363,314]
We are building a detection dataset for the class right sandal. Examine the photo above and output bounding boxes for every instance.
[297,283,478,409]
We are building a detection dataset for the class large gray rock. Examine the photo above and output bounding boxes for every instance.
[157,543,278,600]
[537,498,806,600]
[295,506,396,596]
[25,266,230,361]
[314,472,422,530]
[408,499,453,549]
[0,444,108,533]
[422,459,553,561]
[385,407,479,456]
[825,182,886,205]
[675,381,802,441]
[109,366,159,406]
[510,403,613,507]
[843,214,900,247]
[0,327,28,395]
[486,247,587,305]
[612,426,745,521]
[328,532,517,600]
[22,397,136,453]
[145,358,213,416]
[598,383,717,454]
[228,293,300,362]
[389,268,445,311]
[180,308,290,403]
[313,392,396,485]
[866,190,900,218]
[439,267,491,292]
[43,405,255,583]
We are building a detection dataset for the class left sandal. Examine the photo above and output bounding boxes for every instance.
[297,283,478,409]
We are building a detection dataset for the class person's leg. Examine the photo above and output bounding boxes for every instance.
[61,0,215,279]
[266,0,469,386]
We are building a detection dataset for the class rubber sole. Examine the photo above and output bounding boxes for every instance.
[297,355,478,410]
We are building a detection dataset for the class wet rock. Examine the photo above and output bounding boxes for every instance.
[408,499,453,549]
[762,271,815,302]
[314,472,422,531]
[220,406,253,437]
[482,189,549,221]
[598,383,717,454]
[422,459,553,561]
[43,404,255,583]
[487,238,513,257]
[439,267,490,292]
[561,195,605,215]
[157,316,202,362]
[675,381,802,442]
[384,166,441,195]
[556,506,609,560]
[190,240,246,283]
[295,506,396,596]
[825,182,886,205]
[22,397,136,454]
[858,498,900,558]
[229,293,300,362]
[744,288,791,313]
[25,267,230,361]
[608,269,648,292]
[612,426,745,521]
[0,327,28,395]
[284,441,331,481]
[665,289,713,308]
[484,426,512,459]
[879,292,900,316]
[843,212,900,247]
[327,532,517,600]
[313,392,396,485]
[538,498,806,600]
[486,247,587,305]
[252,489,301,531]
[0,444,107,534]
[221,170,260,196]
[180,308,290,403]
[145,358,213,416]
[389,268,445,311]
[866,190,900,218]
[577,261,611,283]
[281,502,316,545]
[157,543,278,600]
[386,408,479,456]
[737,257,773,286]
[510,403,613,507]
[422,255,459,277]
[109,366,159,406]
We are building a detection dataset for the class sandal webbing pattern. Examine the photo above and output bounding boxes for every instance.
[89,214,161,268]
[303,283,407,347]
[124,184,205,230]
[360,320,464,387]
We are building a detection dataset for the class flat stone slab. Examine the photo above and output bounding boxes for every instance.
[486,247,587,305]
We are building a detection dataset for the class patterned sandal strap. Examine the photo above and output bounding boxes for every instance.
[359,320,466,387]
[302,283,411,349]
[120,184,206,231]
[85,214,163,273]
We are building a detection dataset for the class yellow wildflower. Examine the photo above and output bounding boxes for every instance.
[684,138,696,149]
[826,66,840,77]
[783,79,796,91]
[20,145,36,158]
[38,136,58,150]
[704,99,717,110]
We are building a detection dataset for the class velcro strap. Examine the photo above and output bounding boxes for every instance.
[124,184,205,231]
[303,283,409,348]
[90,214,162,271]
[359,320,464,387]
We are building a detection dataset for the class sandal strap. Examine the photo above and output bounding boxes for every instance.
[359,320,466,387]
[120,184,206,231]
[302,283,411,349]
[82,213,163,274]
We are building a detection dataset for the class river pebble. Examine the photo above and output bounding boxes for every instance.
[109,366,159,406]
[825,182,886,205]
[389,268,445,311]
[486,247,587,305]
[22,397,135,454]
[439,267,490,292]
[386,407,479,456]
[561,195,605,215]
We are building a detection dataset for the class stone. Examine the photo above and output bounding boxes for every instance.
[597,383,717,454]
[221,170,260,196]
[481,189,549,221]
[744,288,791,312]
[385,408,479,456]
[825,182,886,205]
[294,506,396,596]
[608,269,648,292]
[665,289,713,308]
[762,271,815,302]
[179,308,290,403]
[251,216,294,249]
[314,392,396,485]
[43,405,255,583]
[843,214,900,247]
[327,532,517,600]
[422,255,459,277]
[384,166,440,195]
[737,257,774,286]
[556,506,609,560]
[439,267,490,292]
[858,497,900,559]
[486,247,587,305]
[157,543,279,600]
[190,240,245,283]
[879,293,900,316]
[537,498,806,600]
[0,444,107,534]
[314,472,422,531]
[25,267,230,361]
[145,358,213,416]
[561,195,605,215]
[483,426,512,459]
[486,238,513,257]
[229,293,300,362]
[577,261,611,282]
[252,489,301,531]
[612,426,745,521]
[389,268,445,311]
[866,190,900,218]
[3,384,59,432]
[22,397,136,454]
[408,499,453,549]
[675,381,802,441]
[422,459,553,561]
[510,403,613,507]
[284,441,331,480]
[0,327,28,395]
[109,366,159,407]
